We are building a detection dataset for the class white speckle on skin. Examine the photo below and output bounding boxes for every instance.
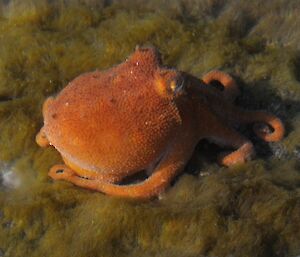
[136,61,139,66]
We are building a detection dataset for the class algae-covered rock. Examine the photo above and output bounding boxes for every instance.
[0,0,300,256]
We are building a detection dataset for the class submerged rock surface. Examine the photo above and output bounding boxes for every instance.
[0,0,300,256]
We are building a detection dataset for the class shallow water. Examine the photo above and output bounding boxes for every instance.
[0,0,300,256]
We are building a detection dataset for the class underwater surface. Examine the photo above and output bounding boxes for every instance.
[0,0,300,256]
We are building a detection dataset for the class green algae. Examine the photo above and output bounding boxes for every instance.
[0,0,300,256]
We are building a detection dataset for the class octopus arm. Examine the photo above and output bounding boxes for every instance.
[48,128,196,200]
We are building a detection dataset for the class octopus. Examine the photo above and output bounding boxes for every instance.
[36,47,285,200]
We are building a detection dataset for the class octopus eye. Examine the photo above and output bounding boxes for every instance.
[170,81,176,91]
[170,78,185,95]
[155,71,185,98]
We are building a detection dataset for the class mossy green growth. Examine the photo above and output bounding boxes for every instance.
[0,1,300,257]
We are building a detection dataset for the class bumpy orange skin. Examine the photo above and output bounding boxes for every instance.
[36,47,285,200]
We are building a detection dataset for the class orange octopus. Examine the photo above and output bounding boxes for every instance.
[36,47,284,200]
